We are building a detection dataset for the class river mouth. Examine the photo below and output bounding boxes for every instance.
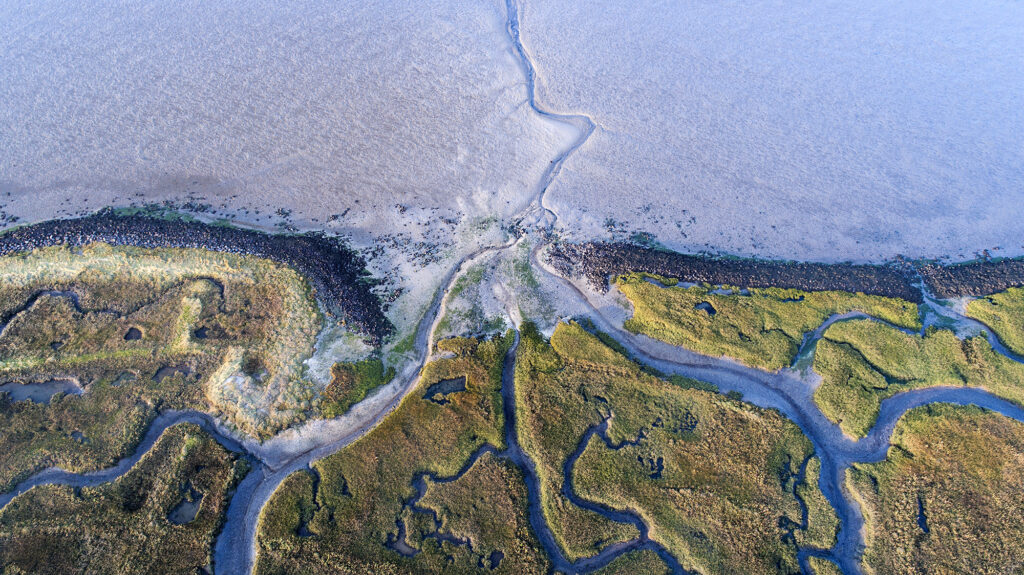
[0,378,83,404]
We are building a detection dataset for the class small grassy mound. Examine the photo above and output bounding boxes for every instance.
[320,358,395,418]
[617,273,920,371]
[0,423,247,574]
[812,319,1024,437]
[517,321,837,573]
[848,404,1024,574]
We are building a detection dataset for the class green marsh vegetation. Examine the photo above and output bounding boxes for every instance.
[812,319,1024,437]
[319,358,395,418]
[965,287,1024,356]
[516,321,838,573]
[0,243,321,491]
[848,404,1024,574]
[616,273,920,371]
[591,549,672,575]
[256,333,550,574]
[0,423,247,574]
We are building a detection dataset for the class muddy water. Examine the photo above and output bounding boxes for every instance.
[0,378,83,404]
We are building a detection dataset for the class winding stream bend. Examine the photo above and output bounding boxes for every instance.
[504,0,596,231]
[3,3,1024,575]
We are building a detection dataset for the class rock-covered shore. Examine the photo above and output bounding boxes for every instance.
[919,260,1024,299]
[0,212,392,343]
[548,242,924,303]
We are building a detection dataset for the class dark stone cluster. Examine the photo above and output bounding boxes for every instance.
[0,211,392,344]
[548,242,923,303]
[919,259,1024,299]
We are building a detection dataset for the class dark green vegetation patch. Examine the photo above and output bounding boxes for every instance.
[320,358,396,418]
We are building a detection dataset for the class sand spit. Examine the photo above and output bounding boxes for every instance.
[0,212,390,343]
[920,259,1024,298]
[549,242,922,303]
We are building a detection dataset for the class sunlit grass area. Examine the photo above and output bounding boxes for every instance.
[617,273,920,371]
[812,319,1024,437]
[966,287,1024,356]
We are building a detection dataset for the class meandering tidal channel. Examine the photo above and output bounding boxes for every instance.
[3,3,1024,575]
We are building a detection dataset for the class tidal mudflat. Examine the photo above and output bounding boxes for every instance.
[2,1,1023,573]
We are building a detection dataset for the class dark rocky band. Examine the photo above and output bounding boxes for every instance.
[919,260,1024,299]
[548,242,923,303]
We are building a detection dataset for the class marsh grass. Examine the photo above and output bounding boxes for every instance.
[517,321,836,573]
[591,549,671,575]
[320,358,395,418]
[617,273,920,371]
[256,333,549,574]
[812,319,1024,437]
[0,244,322,491]
[0,423,246,574]
[848,404,1024,574]
[966,287,1024,356]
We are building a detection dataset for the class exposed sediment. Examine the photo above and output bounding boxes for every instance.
[547,242,923,303]
[0,211,391,343]
[919,258,1024,298]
